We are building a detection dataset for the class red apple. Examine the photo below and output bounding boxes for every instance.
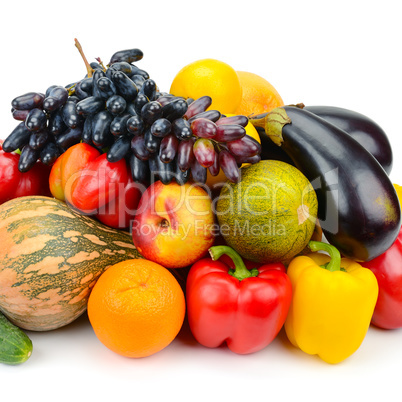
[132,180,216,268]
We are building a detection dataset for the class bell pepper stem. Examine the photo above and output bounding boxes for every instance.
[308,241,342,272]
[209,245,259,281]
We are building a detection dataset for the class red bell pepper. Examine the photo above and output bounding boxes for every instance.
[361,226,402,329]
[186,245,292,354]
[49,142,142,229]
[0,140,51,204]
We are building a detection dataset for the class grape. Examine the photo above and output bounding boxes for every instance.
[129,154,149,185]
[11,108,30,121]
[149,154,175,185]
[144,128,161,153]
[156,94,181,106]
[43,86,69,112]
[219,150,240,183]
[109,61,133,74]
[105,66,116,80]
[107,135,131,162]
[45,85,58,97]
[75,80,90,100]
[216,114,248,127]
[40,142,61,165]
[82,115,93,144]
[91,69,107,98]
[110,114,131,136]
[112,71,138,102]
[4,122,30,152]
[76,96,105,116]
[141,101,163,125]
[92,110,113,147]
[129,64,149,80]
[159,134,179,163]
[139,79,157,100]
[235,154,261,165]
[131,134,152,161]
[62,98,83,128]
[106,95,127,115]
[190,158,207,184]
[190,118,217,138]
[108,48,144,65]
[177,138,195,171]
[214,124,246,142]
[96,77,117,99]
[2,43,262,186]
[131,74,146,88]
[75,77,93,99]
[208,148,220,177]
[174,162,190,185]
[161,98,188,121]
[150,118,171,138]
[127,114,145,136]
[48,109,67,135]
[171,118,192,140]
[79,77,93,93]
[19,145,40,172]
[183,95,212,119]
[25,108,47,132]
[193,138,215,168]
[187,109,221,124]
[29,129,49,150]
[226,135,261,158]
[12,92,45,111]
[125,102,138,116]
[133,93,149,115]
[55,126,83,150]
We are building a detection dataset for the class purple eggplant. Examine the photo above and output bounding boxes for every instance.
[303,105,393,174]
[255,105,393,175]
[250,106,401,262]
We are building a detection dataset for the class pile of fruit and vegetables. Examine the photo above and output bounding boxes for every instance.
[0,39,401,365]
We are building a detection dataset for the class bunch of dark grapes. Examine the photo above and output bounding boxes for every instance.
[3,40,261,185]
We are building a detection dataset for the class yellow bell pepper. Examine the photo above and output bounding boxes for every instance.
[284,241,379,364]
[394,183,402,205]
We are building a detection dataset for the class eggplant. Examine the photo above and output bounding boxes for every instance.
[254,105,393,175]
[250,106,401,262]
[303,105,393,174]
[255,126,295,164]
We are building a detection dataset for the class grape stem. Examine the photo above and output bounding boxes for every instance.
[95,57,107,72]
[66,83,76,96]
[74,38,94,78]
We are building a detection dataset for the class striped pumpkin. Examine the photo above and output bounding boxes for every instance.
[0,196,142,331]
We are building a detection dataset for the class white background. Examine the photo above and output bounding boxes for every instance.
[1,1,402,401]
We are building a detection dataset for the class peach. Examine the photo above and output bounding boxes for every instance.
[132,180,216,268]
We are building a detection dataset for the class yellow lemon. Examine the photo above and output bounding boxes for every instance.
[170,59,242,113]
[206,114,261,189]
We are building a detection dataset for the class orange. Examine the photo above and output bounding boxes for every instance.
[169,59,242,113]
[234,71,284,117]
[206,114,261,190]
[87,259,185,358]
